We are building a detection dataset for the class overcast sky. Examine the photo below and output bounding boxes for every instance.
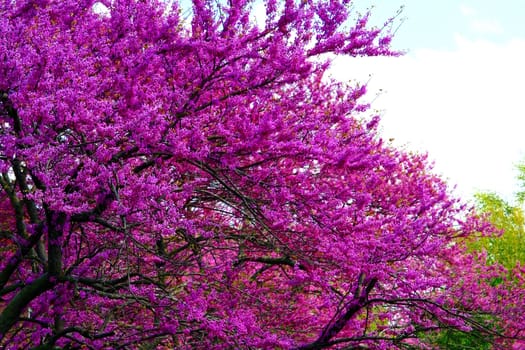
[331,0,525,203]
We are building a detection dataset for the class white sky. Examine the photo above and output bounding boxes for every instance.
[331,1,525,202]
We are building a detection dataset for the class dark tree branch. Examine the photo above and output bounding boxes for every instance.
[0,274,53,338]
[0,222,45,292]
[294,274,378,350]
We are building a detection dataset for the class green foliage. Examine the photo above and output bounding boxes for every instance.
[469,161,525,270]
[470,192,525,269]
[424,329,493,350]
[419,313,497,350]
[516,162,525,203]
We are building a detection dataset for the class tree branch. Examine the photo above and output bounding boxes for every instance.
[294,274,377,350]
[0,274,53,338]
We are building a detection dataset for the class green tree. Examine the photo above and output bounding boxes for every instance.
[471,184,525,270]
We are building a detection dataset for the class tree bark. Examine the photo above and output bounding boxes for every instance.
[0,274,53,338]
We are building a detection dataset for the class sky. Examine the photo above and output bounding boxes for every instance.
[331,0,525,203]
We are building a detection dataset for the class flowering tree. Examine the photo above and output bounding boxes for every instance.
[1,0,524,349]
[428,189,525,349]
